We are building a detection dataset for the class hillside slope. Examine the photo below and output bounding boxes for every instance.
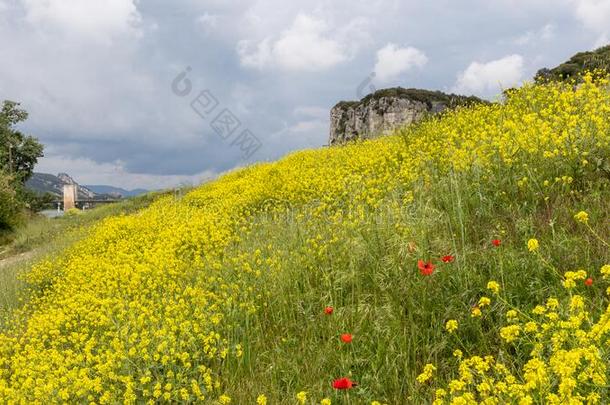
[0,192,166,322]
[0,75,609,403]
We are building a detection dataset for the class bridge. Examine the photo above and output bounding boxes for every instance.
[50,199,121,209]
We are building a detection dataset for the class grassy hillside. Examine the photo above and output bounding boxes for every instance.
[0,74,609,404]
[0,192,167,323]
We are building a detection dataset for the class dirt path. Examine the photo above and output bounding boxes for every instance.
[0,250,36,270]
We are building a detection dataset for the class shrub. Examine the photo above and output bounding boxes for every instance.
[64,208,81,217]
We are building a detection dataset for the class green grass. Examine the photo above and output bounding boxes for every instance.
[0,191,171,320]
[218,167,610,403]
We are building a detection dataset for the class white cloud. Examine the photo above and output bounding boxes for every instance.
[288,119,327,134]
[373,43,428,82]
[237,13,367,72]
[572,0,610,46]
[540,24,556,41]
[21,0,141,43]
[293,106,328,118]
[452,54,524,97]
[197,12,219,35]
[515,23,555,45]
[289,105,328,134]
[237,38,273,69]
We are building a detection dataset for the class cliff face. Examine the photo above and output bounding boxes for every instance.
[329,88,483,145]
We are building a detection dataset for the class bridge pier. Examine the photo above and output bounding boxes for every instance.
[63,184,77,211]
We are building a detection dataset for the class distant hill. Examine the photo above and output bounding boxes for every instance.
[84,185,148,198]
[26,173,130,200]
[535,44,610,82]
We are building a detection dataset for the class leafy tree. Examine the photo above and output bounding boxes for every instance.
[19,188,56,212]
[0,101,44,231]
[0,171,20,231]
[0,100,44,182]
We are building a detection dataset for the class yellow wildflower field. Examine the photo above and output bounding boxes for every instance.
[0,74,609,403]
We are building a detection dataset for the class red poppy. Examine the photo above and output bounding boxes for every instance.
[340,333,353,343]
[332,377,357,390]
[324,306,334,315]
[585,278,593,286]
[442,255,455,263]
[492,239,502,247]
[418,260,435,276]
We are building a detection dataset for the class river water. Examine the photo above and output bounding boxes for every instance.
[39,209,64,218]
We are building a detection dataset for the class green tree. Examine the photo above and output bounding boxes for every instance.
[0,171,20,231]
[0,100,44,182]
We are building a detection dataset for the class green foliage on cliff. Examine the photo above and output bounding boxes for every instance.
[535,45,610,83]
[363,87,484,108]
[334,88,486,111]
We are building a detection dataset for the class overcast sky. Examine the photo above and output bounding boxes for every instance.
[1,0,608,190]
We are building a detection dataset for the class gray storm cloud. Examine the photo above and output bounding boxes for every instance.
[0,0,607,188]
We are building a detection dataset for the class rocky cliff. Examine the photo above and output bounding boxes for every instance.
[329,88,483,145]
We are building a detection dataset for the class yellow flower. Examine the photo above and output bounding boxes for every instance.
[416,363,436,383]
[500,325,521,343]
[570,295,585,312]
[487,281,500,294]
[587,393,601,404]
[524,322,538,333]
[519,396,533,405]
[546,298,559,310]
[601,264,610,279]
[433,388,447,405]
[563,270,587,289]
[574,211,589,223]
[527,238,539,252]
[478,296,491,307]
[218,395,232,405]
[256,394,267,405]
[321,399,331,405]
[448,379,465,393]
[471,307,482,317]
[445,319,459,333]
[453,349,463,359]
[296,391,307,405]
[506,310,518,322]
[532,305,546,315]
